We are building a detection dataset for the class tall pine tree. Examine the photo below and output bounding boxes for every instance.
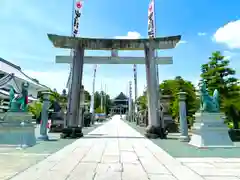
[201,51,238,100]
[201,51,240,128]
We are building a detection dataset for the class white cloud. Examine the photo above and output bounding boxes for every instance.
[115,31,188,49]
[176,40,187,47]
[23,70,69,93]
[179,40,187,44]
[115,31,141,39]
[197,32,207,36]
[223,50,236,59]
[213,20,240,49]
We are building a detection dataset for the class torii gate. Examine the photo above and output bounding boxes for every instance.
[47,34,181,139]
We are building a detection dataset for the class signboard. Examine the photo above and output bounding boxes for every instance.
[95,113,106,119]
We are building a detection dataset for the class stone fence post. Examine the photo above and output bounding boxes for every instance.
[39,91,51,140]
[78,85,85,127]
[178,92,189,142]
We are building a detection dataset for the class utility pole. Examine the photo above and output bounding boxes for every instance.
[100,81,103,112]
[104,84,107,115]
[133,64,138,121]
[128,81,132,122]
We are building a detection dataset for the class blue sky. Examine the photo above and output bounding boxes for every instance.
[0,0,240,98]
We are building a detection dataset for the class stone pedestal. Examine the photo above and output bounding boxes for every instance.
[61,126,83,139]
[160,95,177,133]
[0,112,36,147]
[145,125,165,139]
[189,112,234,147]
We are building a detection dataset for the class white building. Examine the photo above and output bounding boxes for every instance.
[0,57,49,111]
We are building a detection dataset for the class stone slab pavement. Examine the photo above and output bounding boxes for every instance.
[8,115,240,180]
[177,158,240,180]
[0,122,104,180]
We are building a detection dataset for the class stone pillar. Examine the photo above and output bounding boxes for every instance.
[39,91,51,140]
[178,92,189,141]
[154,60,163,133]
[78,86,85,127]
[144,44,162,138]
[61,45,84,138]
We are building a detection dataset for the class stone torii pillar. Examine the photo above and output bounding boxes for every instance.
[144,43,162,138]
[62,45,84,138]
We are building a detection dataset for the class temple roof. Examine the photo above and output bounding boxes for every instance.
[114,92,128,101]
[0,57,50,98]
[110,104,128,108]
[47,34,181,50]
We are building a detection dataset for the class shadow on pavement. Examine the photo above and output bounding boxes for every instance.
[83,136,145,139]
[45,139,58,142]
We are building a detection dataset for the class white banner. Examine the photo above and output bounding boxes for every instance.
[148,0,155,38]
[73,0,83,36]
[76,0,83,9]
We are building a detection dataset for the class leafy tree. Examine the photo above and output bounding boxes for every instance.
[201,51,239,101]
[95,106,104,113]
[37,89,66,111]
[137,91,147,111]
[62,89,67,96]
[28,101,43,119]
[200,51,240,128]
[93,91,112,114]
[94,91,101,109]
[105,94,112,114]
[160,76,198,125]
[84,90,91,102]
[137,77,198,125]
[50,90,61,102]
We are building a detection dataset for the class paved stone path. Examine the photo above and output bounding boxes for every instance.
[9,115,240,180]
[177,158,240,180]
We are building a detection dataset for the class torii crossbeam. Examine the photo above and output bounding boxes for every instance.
[55,56,173,65]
